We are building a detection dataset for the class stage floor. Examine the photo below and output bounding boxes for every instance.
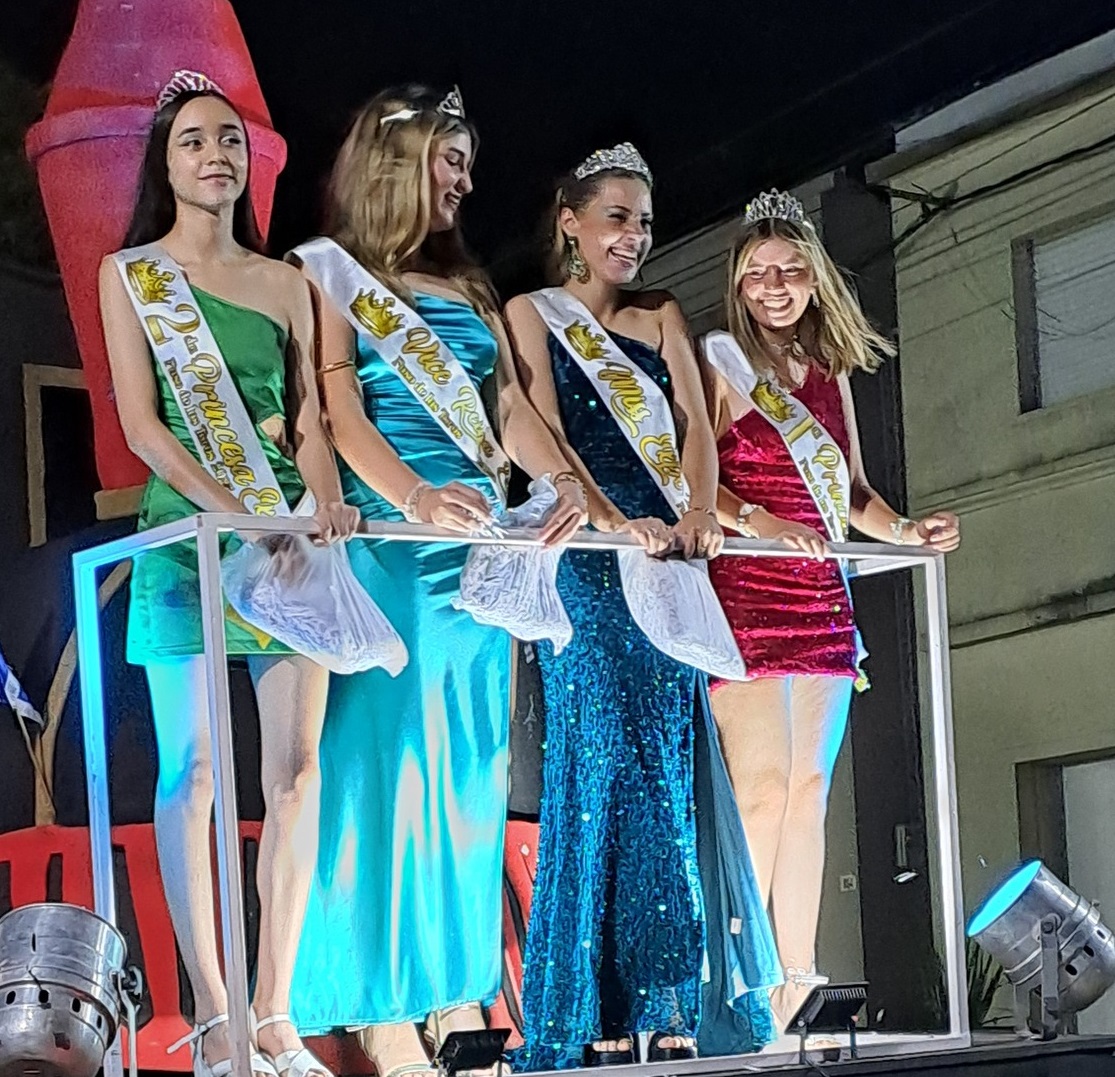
[514,1032,1115,1077]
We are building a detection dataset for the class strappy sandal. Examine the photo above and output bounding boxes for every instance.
[355,1025,436,1077]
[253,1012,334,1077]
[646,1032,697,1063]
[425,1005,507,1077]
[167,1013,278,1077]
[583,1038,634,1067]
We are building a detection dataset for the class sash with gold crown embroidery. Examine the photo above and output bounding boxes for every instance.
[528,287,690,521]
[702,328,869,684]
[292,236,510,505]
[114,243,289,517]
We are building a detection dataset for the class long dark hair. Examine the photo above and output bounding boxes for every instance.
[123,89,265,252]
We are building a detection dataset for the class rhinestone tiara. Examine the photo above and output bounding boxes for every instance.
[742,189,808,227]
[380,85,466,128]
[156,70,225,111]
[573,142,653,185]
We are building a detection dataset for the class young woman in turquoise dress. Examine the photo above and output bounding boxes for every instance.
[286,85,586,1077]
[503,145,780,1070]
[99,75,357,1077]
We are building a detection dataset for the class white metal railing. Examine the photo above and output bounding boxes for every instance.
[72,516,966,1077]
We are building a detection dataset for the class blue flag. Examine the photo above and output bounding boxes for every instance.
[0,647,42,729]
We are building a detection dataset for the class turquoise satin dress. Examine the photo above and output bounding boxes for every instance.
[290,293,512,1031]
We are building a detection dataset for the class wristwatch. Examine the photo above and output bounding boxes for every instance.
[735,501,760,538]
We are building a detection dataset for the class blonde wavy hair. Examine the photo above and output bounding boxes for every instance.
[726,217,895,378]
[325,84,496,313]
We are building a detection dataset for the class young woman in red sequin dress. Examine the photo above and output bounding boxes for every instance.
[699,191,960,1031]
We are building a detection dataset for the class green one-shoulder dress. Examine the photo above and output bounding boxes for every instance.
[126,287,306,665]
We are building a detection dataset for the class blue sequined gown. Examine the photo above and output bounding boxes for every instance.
[290,293,511,1031]
[516,327,779,1070]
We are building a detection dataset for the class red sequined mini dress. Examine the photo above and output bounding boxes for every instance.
[708,364,860,680]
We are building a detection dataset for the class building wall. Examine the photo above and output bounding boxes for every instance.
[884,74,1115,908]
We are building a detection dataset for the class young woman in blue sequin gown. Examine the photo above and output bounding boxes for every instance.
[504,147,780,1071]
[286,86,586,1077]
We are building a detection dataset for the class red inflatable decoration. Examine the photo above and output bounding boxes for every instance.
[25,0,287,507]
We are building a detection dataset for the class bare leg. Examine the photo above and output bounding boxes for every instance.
[146,657,233,1070]
[709,678,794,906]
[767,675,853,1028]
[246,654,330,1071]
[356,1021,430,1076]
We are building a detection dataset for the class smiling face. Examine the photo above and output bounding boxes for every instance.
[427,130,474,233]
[560,174,653,285]
[738,235,816,332]
[164,95,248,215]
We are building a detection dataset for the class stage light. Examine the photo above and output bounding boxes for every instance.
[435,1029,510,1077]
[967,860,1115,1038]
[786,982,868,1063]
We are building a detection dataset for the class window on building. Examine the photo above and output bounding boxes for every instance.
[24,365,98,547]
[1014,213,1115,412]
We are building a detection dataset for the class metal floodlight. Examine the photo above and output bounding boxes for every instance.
[434,1029,511,1077]
[967,860,1115,1038]
[786,981,868,1063]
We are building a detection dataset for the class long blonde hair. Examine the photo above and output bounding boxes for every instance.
[726,217,895,378]
[325,84,496,313]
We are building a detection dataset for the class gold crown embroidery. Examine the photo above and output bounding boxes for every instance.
[751,380,794,423]
[126,258,176,305]
[350,290,404,339]
[565,321,607,361]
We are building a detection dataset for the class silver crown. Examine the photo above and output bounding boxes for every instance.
[742,189,808,227]
[573,142,653,185]
[438,85,465,119]
[381,85,466,128]
[156,70,225,111]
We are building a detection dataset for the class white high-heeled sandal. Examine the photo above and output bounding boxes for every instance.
[167,1013,278,1077]
[253,1012,334,1077]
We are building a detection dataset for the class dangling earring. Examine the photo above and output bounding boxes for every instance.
[810,291,819,307]
[565,238,591,284]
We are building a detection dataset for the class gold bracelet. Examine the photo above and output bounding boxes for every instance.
[552,470,587,498]
[682,506,716,519]
[317,358,356,377]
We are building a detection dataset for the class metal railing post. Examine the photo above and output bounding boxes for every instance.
[72,555,124,1077]
[196,517,254,1077]
[924,554,968,1039]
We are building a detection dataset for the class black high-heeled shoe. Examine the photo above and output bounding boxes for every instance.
[583,1038,634,1067]
[646,1032,698,1063]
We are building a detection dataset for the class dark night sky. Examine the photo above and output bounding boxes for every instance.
[6,0,1115,288]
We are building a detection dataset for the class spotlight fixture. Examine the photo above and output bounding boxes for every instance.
[785,981,868,1063]
[434,1029,511,1077]
[967,861,1115,1039]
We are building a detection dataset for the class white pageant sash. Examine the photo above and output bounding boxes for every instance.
[702,330,849,543]
[528,287,690,521]
[293,237,510,504]
[702,329,868,685]
[114,243,289,516]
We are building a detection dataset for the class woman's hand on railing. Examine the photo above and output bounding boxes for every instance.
[311,500,362,546]
[673,509,724,560]
[538,479,589,548]
[618,516,674,556]
[751,509,829,561]
[914,512,961,553]
[413,482,495,534]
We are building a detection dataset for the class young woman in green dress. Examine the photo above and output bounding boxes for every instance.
[98,76,358,1077]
